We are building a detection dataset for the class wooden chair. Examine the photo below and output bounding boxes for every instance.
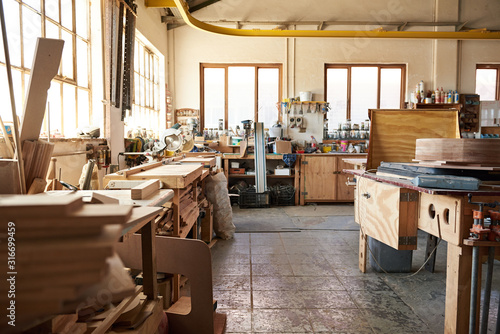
[116,235,224,334]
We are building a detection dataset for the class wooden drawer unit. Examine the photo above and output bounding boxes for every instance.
[356,177,418,250]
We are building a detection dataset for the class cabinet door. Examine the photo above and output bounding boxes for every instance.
[336,155,360,201]
[302,156,336,201]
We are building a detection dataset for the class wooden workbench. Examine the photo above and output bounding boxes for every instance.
[346,169,500,334]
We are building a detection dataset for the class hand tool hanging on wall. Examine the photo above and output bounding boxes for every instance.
[110,0,136,120]
[113,1,124,108]
[122,3,136,120]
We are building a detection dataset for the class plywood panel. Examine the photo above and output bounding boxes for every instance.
[357,177,418,250]
[417,193,461,245]
[367,109,460,171]
[337,155,365,201]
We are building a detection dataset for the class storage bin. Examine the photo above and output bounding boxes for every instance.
[239,189,270,208]
[368,237,413,273]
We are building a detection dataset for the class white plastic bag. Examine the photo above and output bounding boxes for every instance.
[204,173,235,239]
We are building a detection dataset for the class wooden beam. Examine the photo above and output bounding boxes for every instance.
[131,179,161,200]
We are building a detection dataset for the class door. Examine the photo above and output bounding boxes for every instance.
[301,156,336,201]
[336,155,362,201]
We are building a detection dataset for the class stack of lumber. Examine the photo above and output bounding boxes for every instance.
[179,184,199,233]
[156,204,174,236]
[0,194,134,332]
[415,138,500,167]
[22,139,54,194]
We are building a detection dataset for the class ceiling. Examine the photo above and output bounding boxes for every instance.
[162,0,500,32]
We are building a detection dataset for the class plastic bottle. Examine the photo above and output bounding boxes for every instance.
[310,136,318,148]
[431,92,435,104]
[454,90,459,103]
[448,91,453,103]
[419,80,424,94]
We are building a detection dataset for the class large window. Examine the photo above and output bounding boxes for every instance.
[201,64,282,131]
[125,35,162,138]
[476,64,500,101]
[325,64,406,130]
[0,0,91,138]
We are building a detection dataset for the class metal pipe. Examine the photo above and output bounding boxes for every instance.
[171,0,500,40]
[470,246,480,334]
[495,293,500,334]
[480,246,495,334]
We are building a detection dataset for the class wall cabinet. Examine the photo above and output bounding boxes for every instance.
[299,154,365,204]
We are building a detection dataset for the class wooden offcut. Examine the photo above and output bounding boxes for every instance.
[366,109,460,171]
[131,179,161,200]
[20,38,64,142]
[415,138,500,166]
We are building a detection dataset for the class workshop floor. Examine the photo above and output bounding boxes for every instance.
[210,204,500,333]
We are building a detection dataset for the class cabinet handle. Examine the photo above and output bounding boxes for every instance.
[362,192,371,199]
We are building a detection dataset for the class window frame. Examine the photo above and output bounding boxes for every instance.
[126,36,161,137]
[324,64,406,120]
[0,0,92,137]
[476,64,500,101]
[200,63,283,129]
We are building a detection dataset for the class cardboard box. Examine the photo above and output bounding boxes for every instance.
[274,140,292,154]
[274,168,291,176]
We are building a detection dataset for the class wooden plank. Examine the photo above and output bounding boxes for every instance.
[201,204,213,243]
[367,109,460,171]
[27,177,46,194]
[104,164,203,189]
[359,230,367,273]
[121,161,164,177]
[415,138,500,165]
[131,179,161,200]
[91,286,143,334]
[20,38,64,142]
[0,194,83,217]
[445,243,472,334]
[0,159,21,194]
[180,157,216,168]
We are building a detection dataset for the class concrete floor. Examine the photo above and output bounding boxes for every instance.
[210,204,500,333]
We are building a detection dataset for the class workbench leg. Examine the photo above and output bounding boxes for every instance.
[359,230,367,273]
[445,243,472,334]
[424,234,438,273]
[173,274,180,303]
[141,219,157,300]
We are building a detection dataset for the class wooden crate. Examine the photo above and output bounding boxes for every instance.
[356,177,418,250]
[366,109,460,171]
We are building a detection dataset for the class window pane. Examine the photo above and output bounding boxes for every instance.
[63,83,76,137]
[47,82,62,136]
[204,68,225,129]
[326,68,348,131]
[75,0,88,39]
[45,0,59,22]
[476,69,497,101]
[22,0,40,12]
[45,19,59,39]
[351,67,378,124]
[61,30,74,79]
[257,68,279,129]
[61,0,73,30]
[76,39,88,87]
[22,6,41,68]
[78,89,89,128]
[380,68,402,109]
[228,67,255,131]
[0,67,22,122]
[0,0,21,67]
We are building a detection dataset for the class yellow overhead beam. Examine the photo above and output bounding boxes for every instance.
[145,0,176,7]
[171,0,500,40]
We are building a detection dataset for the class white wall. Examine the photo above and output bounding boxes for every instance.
[169,0,500,142]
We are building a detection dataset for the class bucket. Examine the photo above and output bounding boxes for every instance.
[299,91,312,102]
